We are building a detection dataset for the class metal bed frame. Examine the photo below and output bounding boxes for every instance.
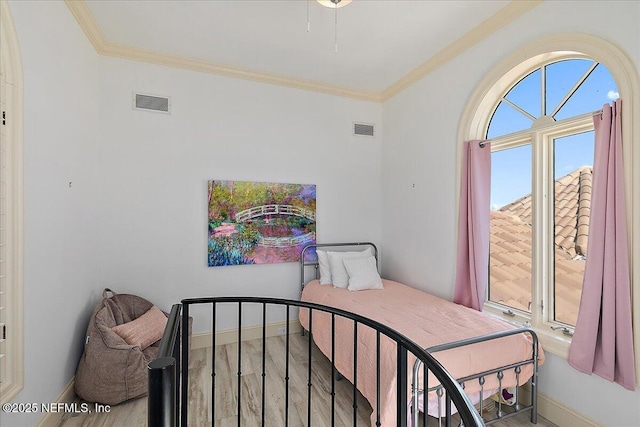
[299,242,540,426]
[148,297,484,427]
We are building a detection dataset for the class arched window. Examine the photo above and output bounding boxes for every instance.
[488,58,617,329]
[487,59,617,139]
[458,34,639,362]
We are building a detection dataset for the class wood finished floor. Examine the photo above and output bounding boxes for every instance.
[58,333,557,427]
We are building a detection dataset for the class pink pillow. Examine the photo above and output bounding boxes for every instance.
[111,306,167,350]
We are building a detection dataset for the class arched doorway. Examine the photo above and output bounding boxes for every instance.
[0,0,24,403]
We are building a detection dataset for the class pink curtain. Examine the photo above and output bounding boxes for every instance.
[454,140,491,311]
[568,100,636,390]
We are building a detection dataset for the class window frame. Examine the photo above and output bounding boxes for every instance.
[485,112,596,356]
[457,34,639,382]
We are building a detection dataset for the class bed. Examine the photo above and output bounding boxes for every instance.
[298,242,544,426]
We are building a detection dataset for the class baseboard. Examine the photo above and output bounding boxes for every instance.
[36,378,76,427]
[191,319,302,349]
[520,387,603,427]
[33,320,299,425]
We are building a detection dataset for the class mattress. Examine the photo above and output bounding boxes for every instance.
[299,279,544,426]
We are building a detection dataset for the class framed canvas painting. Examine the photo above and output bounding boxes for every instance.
[208,180,316,266]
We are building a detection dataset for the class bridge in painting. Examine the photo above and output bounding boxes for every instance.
[235,204,316,223]
[235,204,316,248]
[258,232,316,248]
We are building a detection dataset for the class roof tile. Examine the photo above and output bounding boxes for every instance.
[489,167,592,324]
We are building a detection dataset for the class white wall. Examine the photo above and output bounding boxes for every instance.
[382,1,640,425]
[95,57,383,332]
[5,2,382,426]
[3,1,101,426]
[8,0,639,425]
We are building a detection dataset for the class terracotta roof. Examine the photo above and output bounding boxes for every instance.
[489,167,592,324]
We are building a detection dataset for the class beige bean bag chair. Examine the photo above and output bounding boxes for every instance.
[75,289,168,405]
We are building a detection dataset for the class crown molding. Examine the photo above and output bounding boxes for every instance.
[65,0,541,104]
[64,0,107,53]
[63,0,381,102]
[99,42,382,102]
[380,0,544,102]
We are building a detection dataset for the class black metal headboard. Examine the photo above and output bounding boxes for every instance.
[299,242,378,293]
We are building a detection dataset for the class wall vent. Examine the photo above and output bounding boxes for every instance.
[353,122,375,137]
[133,93,171,114]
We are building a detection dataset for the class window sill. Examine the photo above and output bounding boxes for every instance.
[534,327,571,359]
[482,306,571,359]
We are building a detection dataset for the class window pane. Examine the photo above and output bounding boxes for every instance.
[505,69,541,119]
[545,59,595,116]
[487,101,534,139]
[553,131,594,325]
[554,64,619,121]
[490,145,532,313]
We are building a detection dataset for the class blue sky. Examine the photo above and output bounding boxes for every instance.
[489,59,618,209]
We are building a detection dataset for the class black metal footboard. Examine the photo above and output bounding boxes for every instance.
[148,297,485,427]
[411,328,539,426]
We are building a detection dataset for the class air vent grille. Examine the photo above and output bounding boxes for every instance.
[134,93,170,113]
[353,122,375,137]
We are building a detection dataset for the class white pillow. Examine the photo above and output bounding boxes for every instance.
[328,247,373,288]
[343,256,383,291]
[316,249,332,285]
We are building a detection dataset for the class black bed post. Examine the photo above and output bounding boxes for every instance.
[299,243,314,337]
[531,335,539,424]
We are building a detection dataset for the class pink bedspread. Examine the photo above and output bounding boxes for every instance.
[299,279,544,426]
